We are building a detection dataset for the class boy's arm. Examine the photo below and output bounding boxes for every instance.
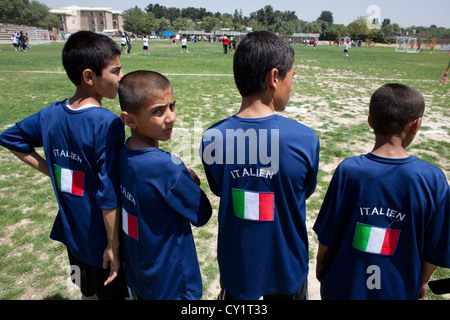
[102,207,121,286]
[10,150,50,177]
[165,167,212,227]
[419,261,437,300]
[316,242,329,282]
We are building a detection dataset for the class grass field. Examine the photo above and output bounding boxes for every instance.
[0,38,449,300]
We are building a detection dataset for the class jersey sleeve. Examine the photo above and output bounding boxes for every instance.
[423,183,450,267]
[0,111,43,153]
[164,164,212,227]
[200,127,222,197]
[304,136,320,199]
[95,117,125,210]
[313,163,346,247]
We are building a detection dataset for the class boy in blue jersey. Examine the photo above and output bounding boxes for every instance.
[201,31,320,300]
[314,83,450,300]
[117,70,212,300]
[0,31,128,300]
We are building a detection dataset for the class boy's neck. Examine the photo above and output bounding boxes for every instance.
[69,87,102,110]
[236,94,275,118]
[127,133,159,150]
[371,135,410,159]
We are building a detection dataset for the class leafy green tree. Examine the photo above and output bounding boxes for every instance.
[122,6,146,34]
[0,0,59,28]
[158,18,171,31]
[317,10,333,25]
[201,16,219,32]
[141,12,159,35]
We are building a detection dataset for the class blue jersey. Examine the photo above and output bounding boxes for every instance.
[118,143,212,300]
[201,114,320,299]
[314,153,450,299]
[0,100,125,267]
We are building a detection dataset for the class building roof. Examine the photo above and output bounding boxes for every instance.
[50,5,122,14]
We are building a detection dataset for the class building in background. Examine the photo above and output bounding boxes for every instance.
[50,6,123,34]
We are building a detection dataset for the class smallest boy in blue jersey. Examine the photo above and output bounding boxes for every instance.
[314,83,450,299]
[117,70,212,300]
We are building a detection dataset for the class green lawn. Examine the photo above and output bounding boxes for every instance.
[0,39,448,300]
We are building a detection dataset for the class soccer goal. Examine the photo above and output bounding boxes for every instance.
[28,29,51,45]
[395,36,419,53]
[406,37,418,53]
[338,37,351,47]
[395,37,407,52]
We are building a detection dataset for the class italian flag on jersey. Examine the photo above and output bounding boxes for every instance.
[232,189,274,221]
[352,222,401,255]
[122,207,138,240]
[54,165,85,196]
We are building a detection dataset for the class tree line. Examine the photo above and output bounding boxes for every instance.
[124,3,450,42]
[0,0,60,29]
[1,1,448,42]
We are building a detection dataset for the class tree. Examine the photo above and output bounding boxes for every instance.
[303,20,323,34]
[158,18,171,31]
[145,3,167,19]
[201,16,219,32]
[173,17,193,31]
[141,12,159,35]
[0,0,60,28]
[123,6,146,34]
[348,17,369,39]
[317,10,333,25]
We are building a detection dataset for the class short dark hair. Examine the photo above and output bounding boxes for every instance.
[233,31,295,97]
[369,83,425,136]
[118,70,172,114]
[62,31,121,86]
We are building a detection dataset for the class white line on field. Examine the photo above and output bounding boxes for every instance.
[3,70,66,74]
[5,70,444,82]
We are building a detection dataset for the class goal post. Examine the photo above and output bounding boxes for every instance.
[406,37,418,53]
[28,29,51,45]
[338,36,351,47]
[395,36,419,53]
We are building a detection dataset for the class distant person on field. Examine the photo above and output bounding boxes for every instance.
[180,36,189,53]
[343,41,349,56]
[142,35,149,55]
[222,35,229,54]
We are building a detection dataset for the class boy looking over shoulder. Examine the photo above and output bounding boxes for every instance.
[0,31,128,300]
[118,70,212,300]
[314,83,450,299]
[201,31,320,300]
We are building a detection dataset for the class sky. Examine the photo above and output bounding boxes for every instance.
[39,0,450,28]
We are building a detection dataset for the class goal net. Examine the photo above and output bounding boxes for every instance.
[395,37,418,53]
[28,29,51,45]
[406,38,418,53]
[338,37,351,47]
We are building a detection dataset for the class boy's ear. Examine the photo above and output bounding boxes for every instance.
[409,117,422,135]
[368,115,374,129]
[81,69,95,86]
[266,68,279,90]
[120,111,137,129]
